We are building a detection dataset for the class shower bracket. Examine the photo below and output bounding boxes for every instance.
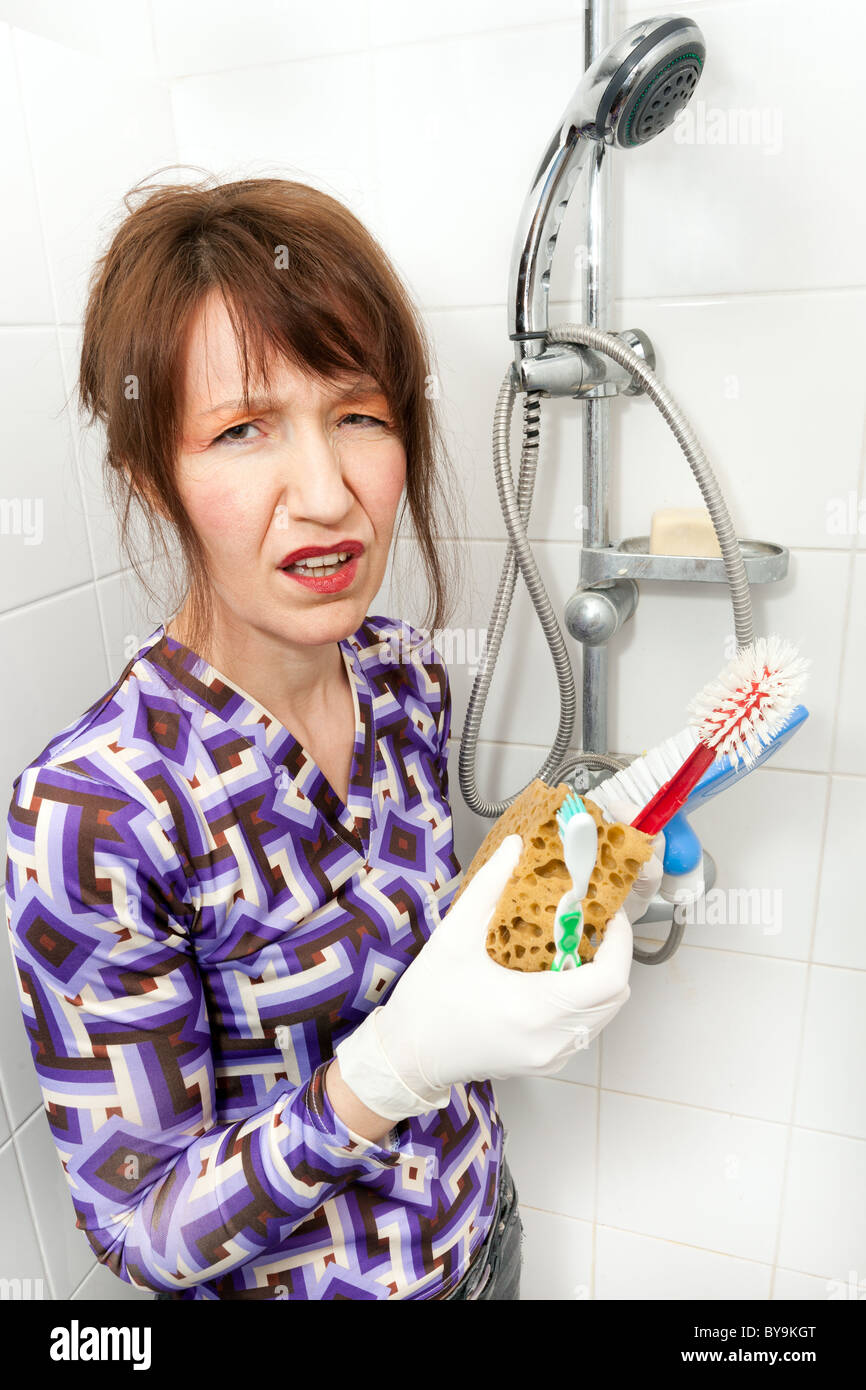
[579,537,789,587]
[567,537,789,651]
[510,326,656,398]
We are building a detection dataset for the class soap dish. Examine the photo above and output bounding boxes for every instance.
[579,537,788,586]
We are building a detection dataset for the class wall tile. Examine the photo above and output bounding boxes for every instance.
[151,0,368,78]
[777,1127,866,1280]
[16,1106,95,1300]
[0,328,92,612]
[597,1090,788,1262]
[494,1075,598,1222]
[602,945,807,1121]
[0,25,53,322]
[795,966,866,1140]
[172,51,378,226]
[517,1205,593,1301]
[0,1139,48,1292]
[606,1,866,297]
[13,28,175,324]
[812,777,866,971]
[834,554,866,776]
[0,1,157,76]
[595,1223,771,1299]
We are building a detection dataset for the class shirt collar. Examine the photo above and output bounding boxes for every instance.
[134,620,374,827]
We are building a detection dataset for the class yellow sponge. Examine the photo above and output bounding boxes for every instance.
[451,779,654,969]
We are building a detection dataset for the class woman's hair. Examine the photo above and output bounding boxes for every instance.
[77,168,467,660]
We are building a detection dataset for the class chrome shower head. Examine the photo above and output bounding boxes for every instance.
[593,15,704,149]
[509,15,705,345]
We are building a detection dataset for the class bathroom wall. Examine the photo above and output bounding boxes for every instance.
[0,0,862,1301]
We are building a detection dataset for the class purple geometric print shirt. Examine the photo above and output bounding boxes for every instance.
[4,614,504,1299]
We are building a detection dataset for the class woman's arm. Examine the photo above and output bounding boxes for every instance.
[325,1058,394,1143]
[5,767,407,1294]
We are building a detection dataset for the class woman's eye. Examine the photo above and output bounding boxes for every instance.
[211,421,260,446]
[340,413,392,429]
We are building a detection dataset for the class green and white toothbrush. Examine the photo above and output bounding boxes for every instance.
[551,793,599,972]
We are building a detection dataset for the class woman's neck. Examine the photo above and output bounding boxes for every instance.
[165,609,349,729]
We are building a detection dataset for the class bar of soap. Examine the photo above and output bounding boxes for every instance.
[649,507,722,557]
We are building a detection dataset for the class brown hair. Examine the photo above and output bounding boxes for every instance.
[77,167,467,661]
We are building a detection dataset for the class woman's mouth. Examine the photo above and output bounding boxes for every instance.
[278,550,360,593]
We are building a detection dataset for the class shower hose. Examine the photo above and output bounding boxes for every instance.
[457,319,755,857]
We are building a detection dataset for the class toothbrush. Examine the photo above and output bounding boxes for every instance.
[551,792,598,971]
[598,636,810,839]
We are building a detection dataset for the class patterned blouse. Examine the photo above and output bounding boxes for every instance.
[4,614,504,1299]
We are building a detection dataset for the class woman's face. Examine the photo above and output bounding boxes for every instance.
[173,290,407,653]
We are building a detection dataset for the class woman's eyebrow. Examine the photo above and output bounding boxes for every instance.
[195,374,383,422]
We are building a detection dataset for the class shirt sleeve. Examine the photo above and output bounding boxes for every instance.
[4,766,411,1295]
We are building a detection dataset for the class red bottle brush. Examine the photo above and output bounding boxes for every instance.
[632,636,811,837]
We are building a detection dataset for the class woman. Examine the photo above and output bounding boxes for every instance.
[5,175,652,1300]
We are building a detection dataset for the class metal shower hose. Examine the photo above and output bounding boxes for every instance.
[457,321,755,820]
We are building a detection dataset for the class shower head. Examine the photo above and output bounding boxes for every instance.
[509,15,705,346]
[592,14,705,150]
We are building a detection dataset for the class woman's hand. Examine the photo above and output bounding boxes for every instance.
[335,834,634,1122]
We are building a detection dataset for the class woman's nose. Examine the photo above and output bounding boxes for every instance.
[281,426,355,524]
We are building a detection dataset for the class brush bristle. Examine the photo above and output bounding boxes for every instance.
[688,635,810,768]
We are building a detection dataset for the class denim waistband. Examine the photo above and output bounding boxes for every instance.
[438,1157,515,1300]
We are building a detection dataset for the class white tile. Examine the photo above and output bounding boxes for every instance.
[0,329,93,613]
[369,0,582,47]
[608,292,866,554]
[0,899,45,1131]
[151,0,368,78]
[517,1205,593,1301]
[171,53,377,223]
[97,567,174,679]
[795,966,866,1140]
[602,945,807,1122]
[777,1128,866,1281]
[57,325,156,583]
[835,554,866,776]
[0,1085,9,1147]
[598,1090,788,1262]
[371,23,584,312]
[16,1106,95,1300]
[72,1259,155,1301]
[607,2,866,297]
[595,1224,771,1299]
[0,586,108,804]
[493,1075,597,1222]
[0,25,53,322]
[646,767,826,963]
[13,29,176,324]
[773,1266,864,1301]
[1,1,157,76]
[0,1139,48,1289]
[612,549,848,776]
[813,777,866,971]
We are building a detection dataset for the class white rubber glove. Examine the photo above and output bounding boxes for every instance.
[335,833,634,1122]
[591,794,665,925]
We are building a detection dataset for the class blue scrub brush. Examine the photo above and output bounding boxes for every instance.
[588,635,810,882]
